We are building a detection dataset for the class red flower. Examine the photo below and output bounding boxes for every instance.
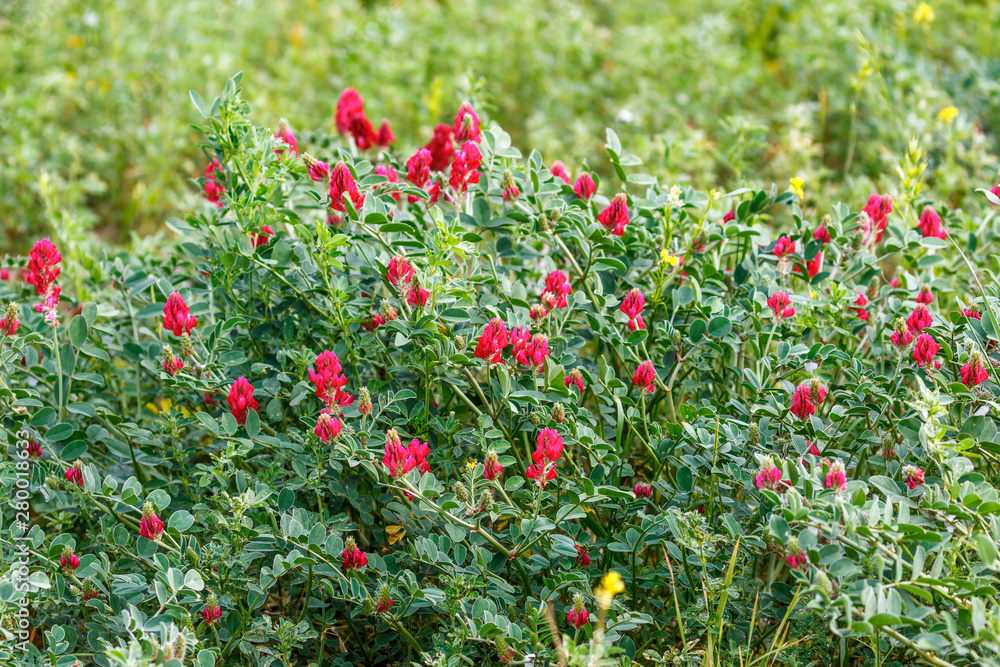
[824,461,847,492]
[620,288,645,319]
[633,481,652,498]
[567,604,589,629]
[755,456,782,491]
[862,193,893,244]
[203,159,225,207]
[773,236,796,258]
[525,429,564,486]
[574,172,596,201]
[26,440,42,459]
[425,124,454,172]
[790,384,815,420]
[511,328,549,370]
[543,270,573,309]
[304,155,331,182]
[620,288,645,331]
[912,333,940,369]
[315,409,343,442]
[406,282,430,308]
[807,442,821,456]
[814,223,831,244]
[406,148,433,202]
[65,463,84,487]
[377,585,395,613]
[961,352,989,387]
[329,162,365,212]
[453,101,482,143]
[163,292,197,337]
[387,255,414,286]
[551,161,571,184]
[530,304,549,321]
[723,210,735,223]
[274,119,298,156]
[375,164,400,201]
[907,305,933,334]
[575,544,590,567]
[962,308,982,320]
[341,537,368,572]
[0,268,8,281]
[308,351,353,408]
[916,284,933,305]
[852,291,869,322]
[564,369,585,394]
[60,550,80,572]
[382,430,431,478]
[475,318,509,364]
[449,141,483,194]
[363,313,385,332]
[767,291,795,319]
[202,603,222,625]
[598,193,629,236]
[139,504,164,541]
[375,119,395,147]
[227,377,258,424]
[483,451,503,481]
[161,348,183,376]
[903,465,925,490]
[252,225,274,247]
[891,327,914,349]
[24,238,61,295]
[917,206,946,239]
[349,115,377,150]
[632,361,657,394]
[785,540,807,570]
[0,302,19,337]
[336,88,366,135]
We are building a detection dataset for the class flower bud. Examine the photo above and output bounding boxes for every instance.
[478,489,494,513]
[551,403,565,423]
[454,334,467,351]
[379,300,398,322]
[358,387,373,416]
[529,412,542,426]
[537,213,550,233]
[748,423,760,445]
[174,633,187,662]
[453,481,470,504]
[813,569,833,597]
[671,329,683,351]
[361,597,376,615]
[180,332,195,358]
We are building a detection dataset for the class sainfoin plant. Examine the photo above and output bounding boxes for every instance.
[5,73,1000,667]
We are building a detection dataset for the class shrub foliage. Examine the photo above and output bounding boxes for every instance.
[4,74,1000,667]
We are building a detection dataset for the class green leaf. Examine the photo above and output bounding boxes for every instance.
[169,510,195,533]
[245,408,260,438]
[707,316,732,338]
[68,315,88,347]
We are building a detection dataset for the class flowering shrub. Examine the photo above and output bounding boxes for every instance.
[5,73,1000,667]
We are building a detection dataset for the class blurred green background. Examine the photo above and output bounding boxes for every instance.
[3,0,1000,254]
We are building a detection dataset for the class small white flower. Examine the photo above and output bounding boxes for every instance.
[805,362,818,373]
[616,109,635,124]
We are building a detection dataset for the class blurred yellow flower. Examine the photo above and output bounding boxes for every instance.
[914,2,935,24]
[596,570,625,609]
[464,459,477,470]
[937,105,959,123]
[789,177,805,201]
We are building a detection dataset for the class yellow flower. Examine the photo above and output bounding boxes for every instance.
[789,177,805,201]
[660,250,679,267]
[595,570,625,609]
[464,459,477,470]
[913,2,935,24]
[937,105,958,123]
[602,571,625,595]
